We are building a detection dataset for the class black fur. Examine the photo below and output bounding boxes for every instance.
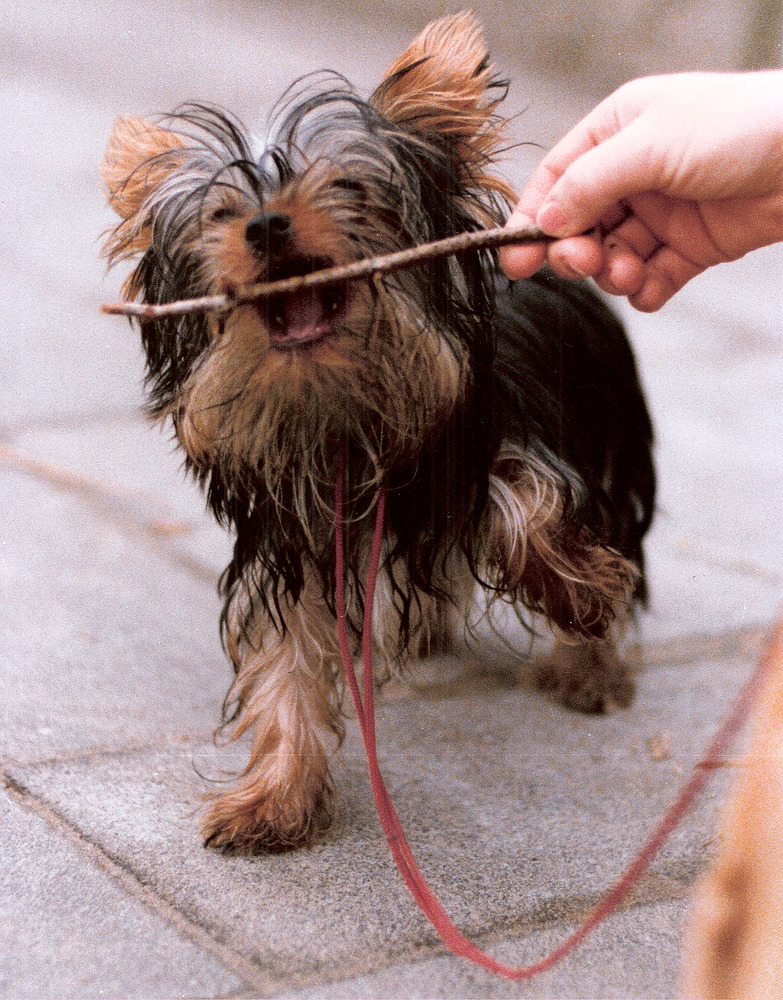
[493,271,655,596]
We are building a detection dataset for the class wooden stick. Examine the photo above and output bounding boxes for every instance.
[100,224,551,320]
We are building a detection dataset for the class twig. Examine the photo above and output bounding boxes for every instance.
[100,223,551,320]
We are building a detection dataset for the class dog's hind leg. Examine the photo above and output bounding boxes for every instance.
[483,442,639,713]
[535,635,635,714]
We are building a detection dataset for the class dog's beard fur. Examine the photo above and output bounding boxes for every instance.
[176,279,463,526]
[101,12,655,853]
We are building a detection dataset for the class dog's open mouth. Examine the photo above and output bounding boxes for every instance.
[259,258,347,350]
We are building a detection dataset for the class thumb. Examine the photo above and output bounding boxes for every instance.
[536,120,662,236]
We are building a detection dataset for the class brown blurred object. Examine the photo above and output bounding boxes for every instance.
[684,617,783,998]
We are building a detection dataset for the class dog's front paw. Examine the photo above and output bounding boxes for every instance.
[201,783,334,854]
[536,640,635,714]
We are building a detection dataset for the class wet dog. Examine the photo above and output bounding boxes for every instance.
[102,12,655,852]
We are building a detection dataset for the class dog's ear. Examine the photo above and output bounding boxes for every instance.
[102,116,187,260]
[370,12,512,198]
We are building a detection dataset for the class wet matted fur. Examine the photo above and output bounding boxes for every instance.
[102,12,655,852]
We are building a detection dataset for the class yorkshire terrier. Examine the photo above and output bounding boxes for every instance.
[102,12,655,853]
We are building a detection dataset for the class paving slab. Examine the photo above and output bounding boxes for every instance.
[0,464,228,764]
[0,71,145,426]
[7,645,756,994]
[0,787,244,1000]
[617,243,783,640]
[275,898,690,999]
[4,415,233,581]
[620,244,783,582]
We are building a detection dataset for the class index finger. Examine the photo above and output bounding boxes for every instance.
[519,93,630,217]
[500,95,628,279]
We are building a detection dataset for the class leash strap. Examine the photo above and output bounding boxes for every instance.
[333,453,772,980]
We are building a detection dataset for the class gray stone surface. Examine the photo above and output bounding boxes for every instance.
[622,246,783,582]
[0,463,227,763]
[0,0,781,997]
[7,649,752,990]
[0,789,244,999]
[624,245,783,641]
[11,414,233,578]
[275,899,690,999]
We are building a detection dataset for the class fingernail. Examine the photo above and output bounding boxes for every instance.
[537,201,567,235]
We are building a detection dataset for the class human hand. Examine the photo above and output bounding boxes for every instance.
[501,71,783,311]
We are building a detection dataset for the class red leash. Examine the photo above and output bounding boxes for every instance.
[334,457,771,980]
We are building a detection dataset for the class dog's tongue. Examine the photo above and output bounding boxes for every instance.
[283,289,326,342]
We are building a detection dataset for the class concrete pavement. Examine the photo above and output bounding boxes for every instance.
[1,1,781,996]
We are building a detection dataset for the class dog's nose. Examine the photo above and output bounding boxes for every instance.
[245,212,293,255]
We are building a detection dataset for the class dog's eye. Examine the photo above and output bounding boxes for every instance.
[210,206,237,223]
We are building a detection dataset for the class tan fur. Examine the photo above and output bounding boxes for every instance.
[683,624,783,998]
[203,433,639,849]
[206,218,268,289]
[204,189,349,290]
[483,442,637,637]
[481,441,637,710]
[101,116,187,261]
[370,550,463,666]
[371,12,515,215]
[203,576,346,852]
[176,275,462,527]
[120,165,464,506]
[537,638,634,714]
